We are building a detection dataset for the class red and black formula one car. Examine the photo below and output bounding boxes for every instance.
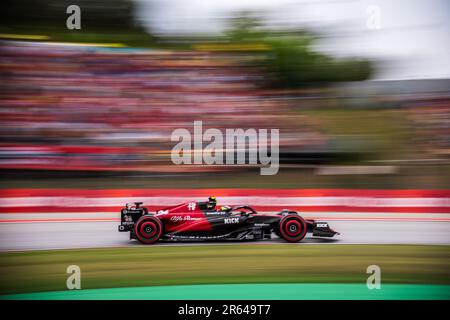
[118,197,339,244]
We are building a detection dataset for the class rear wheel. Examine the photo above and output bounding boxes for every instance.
[278,214,307,243]
[134,215,163,244]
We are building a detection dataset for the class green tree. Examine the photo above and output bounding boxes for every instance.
[226,14,373,88]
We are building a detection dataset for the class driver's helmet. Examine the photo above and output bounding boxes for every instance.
[206,196,217,210]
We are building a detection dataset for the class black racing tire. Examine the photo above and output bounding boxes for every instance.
[134,215,163,244]
[278,214,307,243]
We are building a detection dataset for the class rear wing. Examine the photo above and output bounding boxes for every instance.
[125,202,143,210]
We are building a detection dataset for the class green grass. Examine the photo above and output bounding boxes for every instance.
[300,107,412,161]
[1,245,449,295]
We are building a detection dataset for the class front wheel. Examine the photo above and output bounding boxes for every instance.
[134,215,163,244]
[278,214,307,243]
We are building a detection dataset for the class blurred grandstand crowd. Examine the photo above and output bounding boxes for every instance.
[0,40,449,174]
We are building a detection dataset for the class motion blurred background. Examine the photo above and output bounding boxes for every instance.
[1,0,450,299]
[1,0,449,189]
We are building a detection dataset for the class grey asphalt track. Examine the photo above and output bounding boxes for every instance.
[1,220,449,251]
